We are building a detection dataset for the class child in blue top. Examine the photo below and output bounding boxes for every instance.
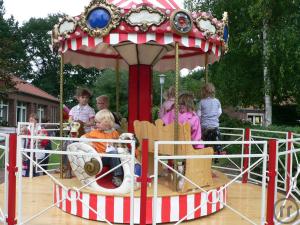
[197,83,222,154]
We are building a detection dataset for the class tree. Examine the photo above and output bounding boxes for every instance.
[0,0,29,97]
[21,15,99,104]
[184,0,300,126]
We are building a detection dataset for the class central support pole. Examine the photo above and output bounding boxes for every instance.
[128,65,152,132]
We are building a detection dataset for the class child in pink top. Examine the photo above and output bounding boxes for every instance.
[162,93,203,149]
[159,86,175,119]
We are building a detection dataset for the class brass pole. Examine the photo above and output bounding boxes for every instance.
[59,54,64,179]
[204,53,209,84]
[175,42,179,147]
[115,59,120,113]
[174,42,180,190]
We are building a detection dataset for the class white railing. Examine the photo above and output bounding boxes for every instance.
[274,138,300,224]
[0,133,9,225]
[249,129,289,189]
[17,122,65,177]
[153,140,268,225]
[215,127,245,179]
[2,124,299,224]
[16,134,137,225]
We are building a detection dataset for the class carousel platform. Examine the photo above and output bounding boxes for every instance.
[0,172,270,224]
[53,170,227,224]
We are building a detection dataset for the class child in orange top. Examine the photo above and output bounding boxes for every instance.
[83,109,122,187]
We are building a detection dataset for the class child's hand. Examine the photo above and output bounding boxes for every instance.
[106,145,116,153]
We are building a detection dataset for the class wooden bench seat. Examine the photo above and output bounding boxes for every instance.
[134,119,214,192]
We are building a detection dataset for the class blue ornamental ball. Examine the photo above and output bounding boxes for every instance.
[223,25,229,42]
[87,8,111,29]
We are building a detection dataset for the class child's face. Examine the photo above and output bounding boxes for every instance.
[179,104,187,113]
[29,116,37,124]
[77,95,89,106]
[95,119,111,131]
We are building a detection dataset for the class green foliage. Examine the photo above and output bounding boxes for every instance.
[0,0,29,97]
[184,0,300,112]
[220,113,251,128]
[20,15,99,104]
[91,69,128,116]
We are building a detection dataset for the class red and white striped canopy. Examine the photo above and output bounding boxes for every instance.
[61,32,221,71]
[107,0,180,9]
[54,0,226,72]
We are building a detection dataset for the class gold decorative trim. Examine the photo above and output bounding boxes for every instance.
[221,12,229,54]
[170,10,193,36]
[51,24,60,52]
[195,16,221,39]
[57,16,77,38]
[124,6,166,32]
[79,0,121,37]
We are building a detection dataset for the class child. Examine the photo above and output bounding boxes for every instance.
[21,113,50,176]
[69,88,95,133]
[82,109,123,187]
[197,83,222,154]
[162,92,204,149]
[159,86,175,119]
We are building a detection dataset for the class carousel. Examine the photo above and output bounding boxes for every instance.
[1,1,298,225]
[50,0,229,224]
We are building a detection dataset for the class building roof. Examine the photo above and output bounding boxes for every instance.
[12,76,59,102]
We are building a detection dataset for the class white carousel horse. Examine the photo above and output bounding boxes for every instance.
[67,133,140,194]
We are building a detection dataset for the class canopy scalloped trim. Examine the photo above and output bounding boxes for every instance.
[60,33,222,57]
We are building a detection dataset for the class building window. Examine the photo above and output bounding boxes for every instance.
[0,100,9,124]
[247,113,264,126]
[51,107,57,123]
[37,105,45,123]
[16,102,27,123]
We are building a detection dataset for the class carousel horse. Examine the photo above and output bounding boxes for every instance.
[67,133,141,194]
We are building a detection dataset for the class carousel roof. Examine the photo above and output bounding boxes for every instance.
[107,0,180,10]
[52,0,228,71]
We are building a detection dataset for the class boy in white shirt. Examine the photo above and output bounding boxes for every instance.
[69,88,95,133]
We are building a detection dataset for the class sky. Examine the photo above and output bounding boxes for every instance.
[3,0,184,24]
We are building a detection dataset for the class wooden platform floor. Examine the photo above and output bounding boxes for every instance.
[0,175,297,225]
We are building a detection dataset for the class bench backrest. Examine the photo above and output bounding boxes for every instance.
[134,119,194,155]
[134,119,214,190]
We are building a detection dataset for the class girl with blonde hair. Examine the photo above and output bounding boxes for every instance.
[159,86,175,118]
[162,92,203,149]
[83,109,123,187]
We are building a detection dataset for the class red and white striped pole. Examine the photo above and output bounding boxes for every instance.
[6,134,17,225]
[266,139,277,225]
[286,131,292,195]
[242,128,250,183]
